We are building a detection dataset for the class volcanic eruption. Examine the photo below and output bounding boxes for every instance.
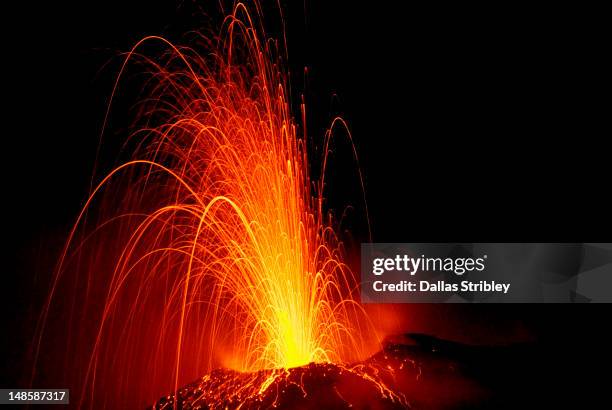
[31,2,404,408]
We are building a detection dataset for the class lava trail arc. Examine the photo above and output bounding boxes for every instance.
[32,3,383,408]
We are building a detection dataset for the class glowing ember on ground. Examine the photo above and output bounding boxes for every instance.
[151,334,527,410]
[152,360,409,410]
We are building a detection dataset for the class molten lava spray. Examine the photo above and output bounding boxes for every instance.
[32,3,388,409]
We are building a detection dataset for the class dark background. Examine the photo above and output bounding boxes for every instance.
[3,0,609,403]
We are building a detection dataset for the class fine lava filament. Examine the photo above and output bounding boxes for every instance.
[34,3,401,409]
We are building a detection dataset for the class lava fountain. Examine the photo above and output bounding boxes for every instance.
[30,3,401,409]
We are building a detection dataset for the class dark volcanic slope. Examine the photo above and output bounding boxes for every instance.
[152,334,552,409]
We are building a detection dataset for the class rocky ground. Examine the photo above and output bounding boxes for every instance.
[150,333,565,409]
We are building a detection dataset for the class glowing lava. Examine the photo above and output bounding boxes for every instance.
[33,2,384,408]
